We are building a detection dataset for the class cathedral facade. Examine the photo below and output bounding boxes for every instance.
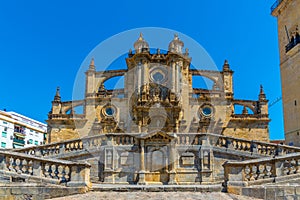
[48,34,270,143]
[46,34,270,184]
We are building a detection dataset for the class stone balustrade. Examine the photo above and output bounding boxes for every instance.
[176,133,201,145]
[48,114,86,120]
[113,135,137,145]
[14,133,140,157]
[14,138,84,157]
[0,150,91,187]
[223,152,300,194]
[208,133,300,156]
[14,133,300,159]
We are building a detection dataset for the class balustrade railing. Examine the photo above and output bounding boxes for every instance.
[14,133,139,157]
[176,133,201,145]
[210,133,300,156]
[0,150,90,187]
[14,132,300,159]
[223,152,300,193]
[114,135,136,145]
[48,114,86,120]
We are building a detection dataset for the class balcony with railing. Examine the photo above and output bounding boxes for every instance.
[14,126,26,138]
[286,33,300,52]
[13,138,25,146]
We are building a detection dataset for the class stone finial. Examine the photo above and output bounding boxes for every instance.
[213,82,218,90]
[54,87,61,102]
[89,58,95,71]
[259,84,266,100]
[134,33,149,53]
[70,108,75,115]
[223,60,230,71]
[174,33,179,40]
[138,32,143,40]
[242,106,248,114]
[184,48,189,56]
[98,83,106,92]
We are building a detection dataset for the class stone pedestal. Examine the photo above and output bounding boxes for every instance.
[168,170,177,185]
[138,171,147,185]
[168,140,177,185]
[138,140,147,185]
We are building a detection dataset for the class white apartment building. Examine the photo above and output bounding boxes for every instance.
[0,110,47,149]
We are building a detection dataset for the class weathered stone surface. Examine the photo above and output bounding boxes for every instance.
[266,187,276,200]
[272,0,300,146]
[241,187,265,199]
[50,191,263,200]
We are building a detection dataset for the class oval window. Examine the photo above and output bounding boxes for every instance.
[202,107,212,116]
[105,107,115,116]
[153,72,164,82]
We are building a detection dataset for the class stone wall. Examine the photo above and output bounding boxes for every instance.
[0,183,88,200]
[48,128,80,143]
[272,0,300,146]
[223,127,269,142]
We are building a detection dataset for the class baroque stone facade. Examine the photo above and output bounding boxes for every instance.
[272,0,300,146]
[46,33,270,184]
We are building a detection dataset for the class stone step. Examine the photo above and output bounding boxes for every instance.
[0,183,88,200]
[91,183,223,192]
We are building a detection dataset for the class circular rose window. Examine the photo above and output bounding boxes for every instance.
[102,105,116,117]
[105,107,114,116]
[202,107,212,116]
[200,105,213,118]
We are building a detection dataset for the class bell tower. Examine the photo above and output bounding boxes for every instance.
[272,0,300,146]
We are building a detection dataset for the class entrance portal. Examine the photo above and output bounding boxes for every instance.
[145,146,169,184]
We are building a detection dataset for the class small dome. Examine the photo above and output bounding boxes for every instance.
[168,34,184,54]
[134,33,149,53]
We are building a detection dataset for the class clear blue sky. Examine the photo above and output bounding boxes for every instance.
[0,1,283,139]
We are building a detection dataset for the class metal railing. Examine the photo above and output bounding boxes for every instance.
[286,36,300,52]
[13,138,25,145]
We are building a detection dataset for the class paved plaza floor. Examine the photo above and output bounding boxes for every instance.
[52,191,261,200]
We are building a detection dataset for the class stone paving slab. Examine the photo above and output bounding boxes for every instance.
[51,191,263,200]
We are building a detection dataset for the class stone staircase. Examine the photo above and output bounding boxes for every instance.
[224,152,300,199]
[7,133,300,199]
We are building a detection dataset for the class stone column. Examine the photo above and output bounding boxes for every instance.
[168,140,177,185]
[198,136,214,184]
[175,120,179,133]
[175,63,178,93]
[176,63,180,93]
[138,139,146,185]
[137,63,142,94]
[172,63,176,92]
[138,121,142,133]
